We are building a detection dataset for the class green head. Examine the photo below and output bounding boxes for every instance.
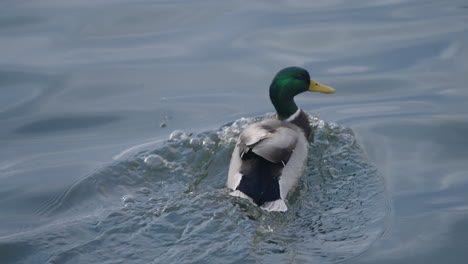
[269,67,335,120]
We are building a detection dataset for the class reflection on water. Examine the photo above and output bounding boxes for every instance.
[0,115,388,263]
[1,0,468,263]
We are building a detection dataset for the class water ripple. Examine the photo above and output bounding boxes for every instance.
[1,114,389,263]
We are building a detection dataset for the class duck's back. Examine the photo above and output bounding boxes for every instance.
[227,119,309,211]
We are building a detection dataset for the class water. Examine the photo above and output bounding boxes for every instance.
[1,0,467,263]
[1,116,388,263]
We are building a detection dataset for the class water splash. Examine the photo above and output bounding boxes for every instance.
[0,114,389,264]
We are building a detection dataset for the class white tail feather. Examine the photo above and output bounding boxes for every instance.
[229,190,251,200]
[261,199,288,212]
[230,190,288,212]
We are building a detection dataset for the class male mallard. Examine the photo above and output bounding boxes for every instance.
[227,67,336,211]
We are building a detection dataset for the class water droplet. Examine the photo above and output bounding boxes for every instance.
[169,130,189,142]
[122,194,135,203]
[144,154,165,168]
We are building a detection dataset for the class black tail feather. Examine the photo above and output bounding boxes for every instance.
[236,151,282,206]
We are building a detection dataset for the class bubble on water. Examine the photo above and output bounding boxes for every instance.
[310,116,326,129]
[329,122,338,129]
[202,137,215,148]
[139,187,151,194]
[318,120,326,128]
[217,117,258,144]
[144,154,165,168]
[231,117,250,129]
[169,130,190,142]
[189,137,201,147]
[122,194,135,203]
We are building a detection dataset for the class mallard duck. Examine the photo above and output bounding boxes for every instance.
[227,67,336,211]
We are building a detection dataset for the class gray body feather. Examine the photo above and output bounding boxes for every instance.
[238,120,298,164]
[227,112,310,212]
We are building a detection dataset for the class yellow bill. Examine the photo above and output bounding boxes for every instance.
[308,79,336,93]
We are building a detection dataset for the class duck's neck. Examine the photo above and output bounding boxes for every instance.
[269,89,298,120]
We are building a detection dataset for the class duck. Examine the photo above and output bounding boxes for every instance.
[227,66,336,212]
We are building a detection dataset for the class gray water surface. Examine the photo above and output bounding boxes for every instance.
[1,0,468,263]
[1,116,388,263]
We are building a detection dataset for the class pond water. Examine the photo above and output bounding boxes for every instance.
[1,0,467,263]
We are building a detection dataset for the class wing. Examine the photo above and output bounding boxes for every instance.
[237,120,300,165]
